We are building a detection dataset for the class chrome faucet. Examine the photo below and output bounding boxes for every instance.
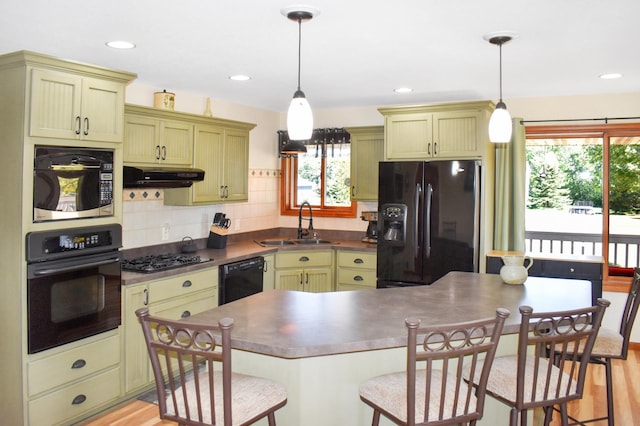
[297,201,314,239]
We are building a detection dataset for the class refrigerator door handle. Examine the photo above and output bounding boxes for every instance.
[425,183,433,259]
[415,183,421,250]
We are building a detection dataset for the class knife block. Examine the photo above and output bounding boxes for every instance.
[207,225,228,249]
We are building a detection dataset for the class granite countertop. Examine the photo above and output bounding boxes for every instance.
[186,271,593,359]
[121,237,376,285]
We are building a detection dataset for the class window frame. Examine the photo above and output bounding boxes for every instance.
[525,122,640,289]
[280,155,357,218]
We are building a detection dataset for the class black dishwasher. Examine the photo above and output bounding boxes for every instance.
[219,256,265,305]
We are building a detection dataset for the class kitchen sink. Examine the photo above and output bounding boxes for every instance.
[257,239,296,246]
[257,239,336,247]
[289,239,336,245]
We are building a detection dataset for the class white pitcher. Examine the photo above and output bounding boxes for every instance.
[500,254,533,285]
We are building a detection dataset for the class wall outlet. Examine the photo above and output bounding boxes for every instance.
[161,223,170,241]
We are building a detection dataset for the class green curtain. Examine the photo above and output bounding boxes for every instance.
[493,118,526,252]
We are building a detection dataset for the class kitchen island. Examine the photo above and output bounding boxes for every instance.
[188,271,593,425]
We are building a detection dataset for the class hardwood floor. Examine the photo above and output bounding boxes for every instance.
[81,350,640,426]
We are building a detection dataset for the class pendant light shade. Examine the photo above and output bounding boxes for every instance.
[287,89,313,141]
[487,35,513,143]
[284,7,316,144]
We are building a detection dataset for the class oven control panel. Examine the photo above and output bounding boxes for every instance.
[26,224,122,263]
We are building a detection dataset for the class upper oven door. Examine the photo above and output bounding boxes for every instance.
[27,250,122,354]
[33,146,114,222]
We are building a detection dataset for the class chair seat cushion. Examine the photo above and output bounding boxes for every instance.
[359,369,477,423]
[585,327,623,357]
[166,370,287,425]
[481,355,575,405]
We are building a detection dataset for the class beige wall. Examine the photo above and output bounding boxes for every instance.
[123,83,640,249]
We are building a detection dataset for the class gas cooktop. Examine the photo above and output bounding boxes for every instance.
[122,253,212,273]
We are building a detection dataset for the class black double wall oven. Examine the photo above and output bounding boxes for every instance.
[26,224,123,354]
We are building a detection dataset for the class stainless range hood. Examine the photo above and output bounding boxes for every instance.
[123,166,205,188]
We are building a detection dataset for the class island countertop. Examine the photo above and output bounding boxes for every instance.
[187,271,593,359]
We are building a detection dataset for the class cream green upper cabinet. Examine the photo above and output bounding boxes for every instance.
[164,123,254,205]
[29,65,133,143]
[124,106,193,166]
[378,101,494,160]
[346,126,384,201]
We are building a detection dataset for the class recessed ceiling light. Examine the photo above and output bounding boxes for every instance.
[394,87,413,93]
[229,75,251,81]
[106,41,136,49]
[599,73,622,80]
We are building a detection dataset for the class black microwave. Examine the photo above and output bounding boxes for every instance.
[33,146,115,222]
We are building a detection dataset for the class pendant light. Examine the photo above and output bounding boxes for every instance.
[283,7,317,148]
[487,35,513,143]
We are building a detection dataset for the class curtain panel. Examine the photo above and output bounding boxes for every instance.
[493,118,527,252]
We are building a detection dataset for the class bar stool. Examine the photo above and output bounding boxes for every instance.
[556,267,640,425]
[359,308,510,426]
[467,300,609,426]
[136,308,287,426]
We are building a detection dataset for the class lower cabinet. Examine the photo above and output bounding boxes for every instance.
[486,253,603,305]
[275,250,334,292]
[26,331,121,426]
[336,250,377,291]
[263,253,276,291]
[123,267,218,394]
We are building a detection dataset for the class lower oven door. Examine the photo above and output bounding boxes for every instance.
[27,250,122,354]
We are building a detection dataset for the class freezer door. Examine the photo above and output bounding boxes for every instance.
[377,161,426,285]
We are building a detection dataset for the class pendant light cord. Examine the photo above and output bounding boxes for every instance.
[296,17,302,91]
[498,42,503,102]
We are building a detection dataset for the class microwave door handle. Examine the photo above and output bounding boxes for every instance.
[32,256,121,276]
[51,164,101,170]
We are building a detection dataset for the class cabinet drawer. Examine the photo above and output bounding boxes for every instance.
[29,367,120,426]
[541,260,602,279]
[276,250,333,268]
[150,289,217,320]
[148,267,217,304]
[337,251,376,269]
[28,333,120,396]
[337,268,377,287]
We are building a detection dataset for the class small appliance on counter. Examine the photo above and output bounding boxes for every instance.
[360,211,378,243]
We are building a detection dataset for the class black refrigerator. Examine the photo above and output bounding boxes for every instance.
[376,160,481,288]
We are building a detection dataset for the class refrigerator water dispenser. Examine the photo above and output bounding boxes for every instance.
[380,204,407,243]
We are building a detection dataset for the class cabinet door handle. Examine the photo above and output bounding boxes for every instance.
[155,145,161,160]
[83,117,89,136]
[433,142,437,155]
[71,359,86,369]
[427,142,431,156]
[305,272,309,284]
[75,116,81,135]
[351,186,356,197]
[161,145,167,160]
[181,310,191,318]
[299,256,309,262]
[219,186,225,198]
[299,273,304,286]
[354,275,363,281]
[72,394,87,405]
[354,258,364,264]
[224,186,229,198]
[182,280,192,288]
[143,288,149,306]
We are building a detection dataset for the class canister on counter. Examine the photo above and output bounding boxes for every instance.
[154,89,175,110]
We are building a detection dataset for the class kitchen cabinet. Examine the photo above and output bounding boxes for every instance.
[123,113,194,166]
[30,66,132,143]
[0,50,135,426]
[123,106,257,205]
[346,126,384,201]
[486,252,603,305]
[122,267,218,393]
[275,250,334,292]
[378,101,494,160]
[27,331,121,426]
[165,124,250,204]
[263,253,276,290]
[336,250,377,291]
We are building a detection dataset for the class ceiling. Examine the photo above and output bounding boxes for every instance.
[2,0,639,112]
